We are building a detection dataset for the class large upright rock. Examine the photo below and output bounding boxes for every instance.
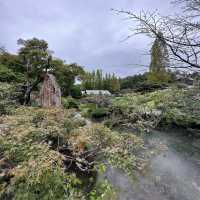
[40,73,62,107]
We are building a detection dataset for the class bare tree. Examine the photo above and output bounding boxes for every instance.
[113,0,200,71]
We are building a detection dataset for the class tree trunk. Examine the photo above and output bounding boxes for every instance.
[23,77,43,105]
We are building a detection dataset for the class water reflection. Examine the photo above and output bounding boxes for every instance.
[103,129,200,200]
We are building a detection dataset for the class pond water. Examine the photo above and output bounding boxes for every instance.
[102,129,200,200]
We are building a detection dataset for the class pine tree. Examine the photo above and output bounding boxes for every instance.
[96,69,103,89]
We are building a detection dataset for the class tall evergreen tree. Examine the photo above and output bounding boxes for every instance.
[81,69,120,93]
[110,73,120,92]
[96,69,103,89]
[148,32,171,83]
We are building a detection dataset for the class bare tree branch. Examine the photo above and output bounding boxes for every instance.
[112,1,200,71]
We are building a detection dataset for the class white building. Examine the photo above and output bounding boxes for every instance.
[81,90,111,96]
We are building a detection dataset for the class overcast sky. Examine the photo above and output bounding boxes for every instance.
[0,0,177,77]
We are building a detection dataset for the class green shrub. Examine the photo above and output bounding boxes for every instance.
[68,98,79,109]
[91,107,109,119]
[0,82,19,115]
[88,180,116,200]
[63,117,86,134]
[0,102,8,115]
[79,103,97,118]
[64,119,75,134]
[0,101,15,115]
[62,97,79,109]
[0,106,146,199]
[70,85,82,99]
[0,64,24,83]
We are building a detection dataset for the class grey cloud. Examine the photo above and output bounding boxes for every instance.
[0,0,175,77]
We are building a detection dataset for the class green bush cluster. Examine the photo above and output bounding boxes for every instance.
[80,103,109,120]
[63,117,86,134]
[109,87,200,130]
[62,97,79,109]
[91,107,109,119]
[162,88,200,128]
[0,82,20,115]
[0,106,145,200]
[70,85,82,99]
[79,103,97,118]
[0,64,24,83]
[0,108,87,200]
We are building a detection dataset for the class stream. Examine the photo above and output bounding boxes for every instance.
[102,129,200,200]
[75,111,200,199]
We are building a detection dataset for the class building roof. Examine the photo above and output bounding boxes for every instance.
[81,90,111,95]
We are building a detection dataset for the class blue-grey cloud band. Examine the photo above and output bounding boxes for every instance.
[0,0,176,77]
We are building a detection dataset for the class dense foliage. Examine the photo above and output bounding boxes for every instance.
[0,64,24,83]
[0,83,21,115]
[91,107,109,119]
[17,38,50,78]
[51,60,84,96]
[82,69,120,93]
[108,86,200,133]
[0,38,85,103]
[0,84,146,199]
[120,73,147,90]
[70,85,82,99]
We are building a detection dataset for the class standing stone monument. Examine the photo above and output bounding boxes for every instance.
[40,73,62,107]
